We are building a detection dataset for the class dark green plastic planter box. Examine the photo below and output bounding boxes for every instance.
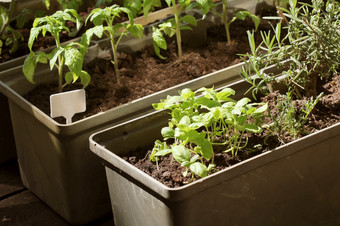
[89,79,340,226]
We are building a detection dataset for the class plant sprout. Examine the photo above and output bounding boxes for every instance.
[210,0,260,45]
[23,9,90,93]
[82,5,144,84]
[152,0,200,59]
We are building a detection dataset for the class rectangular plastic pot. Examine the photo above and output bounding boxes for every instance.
[89,79,340,226]
[0,50,247,225]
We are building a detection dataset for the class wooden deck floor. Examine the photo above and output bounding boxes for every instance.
[0,160,114,226]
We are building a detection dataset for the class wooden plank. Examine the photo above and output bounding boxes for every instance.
[0,190,115,226]
[0,190,71,226]
[0,161,24,200]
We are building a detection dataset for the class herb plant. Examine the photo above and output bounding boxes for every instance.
[83,5,144,84]
[151,87,267,179]
[240,0,340,99]
[23,9,90,93]
[265,90,323,144]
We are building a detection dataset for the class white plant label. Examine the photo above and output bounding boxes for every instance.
[50,89,86,124]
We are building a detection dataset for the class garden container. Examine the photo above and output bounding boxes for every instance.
[89,78,340,226]
[0,1,259,223]
[0,52,247,226]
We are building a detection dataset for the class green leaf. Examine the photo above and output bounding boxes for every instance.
[49,47,63,70]
[161,127,175,139]
[65,71,74,84]
[152,28,167,50]
[245,124,262,133]
[172,146,191,164]
[155,149,172,156]
[127,24,144,39]
[143,0,153,17]
[236,98,251,108]
[79,70,91,87]
[254,103,268,114]
[22,52,37,83]
[195,97,221,108]
[153,42,166,60]
[190,162,208,178]
[180,15,197,26]
[64,47,83,74]
[28,27,42,50]
[179,116,190,126]
[216,88,235,101]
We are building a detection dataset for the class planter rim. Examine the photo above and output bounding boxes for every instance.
[89,81,340,201]
[0,60,246,137]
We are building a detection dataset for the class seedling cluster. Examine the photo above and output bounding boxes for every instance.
[151,87,267,178]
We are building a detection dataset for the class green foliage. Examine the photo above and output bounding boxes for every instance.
[23,9,90,93]
[152,0,203,59]
[0,1,23,57]
[208,0,260,45]
[240,0,340,98]
[266,90,323,143]
[43,0,83,10]
[151,87,267,179]
[82,5,144,84]
[123,0,162,18]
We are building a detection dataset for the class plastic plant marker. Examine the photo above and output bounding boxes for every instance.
[50,89,86,124]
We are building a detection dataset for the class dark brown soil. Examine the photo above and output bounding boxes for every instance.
[24,17,273,123]
[123,74,340,188]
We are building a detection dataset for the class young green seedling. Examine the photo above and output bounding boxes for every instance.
[152,0,200,59]
[151,87,267,179]
[211,0,260,45]
[23,9,90,93]
[82,5,144,84]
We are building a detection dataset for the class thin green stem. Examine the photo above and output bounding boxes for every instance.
[172,0,182,58]
[222,0,231,45]
[55,33,64,93]
[110,35,120,84]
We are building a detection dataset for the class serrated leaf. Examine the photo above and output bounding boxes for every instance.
[190,162,208,178]
[64,47,83,74]
[152,28,167,50]
[128,24,144,39]
[28,27,42,50]
[49,47,63,70]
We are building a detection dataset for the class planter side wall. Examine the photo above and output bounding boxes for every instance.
[0,93,16,163]
[8,100,112,224]
[106,131,340,226]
